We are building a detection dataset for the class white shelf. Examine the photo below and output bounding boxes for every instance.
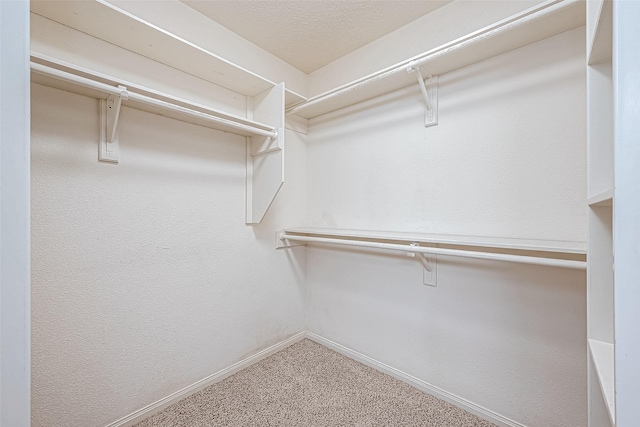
[589,339,616,426]
[588,188,614,206]
[30,0,306,108]
[30,54,276,138]
[287,0,585,119]
[588,0,613,65]
[284,228,587,256]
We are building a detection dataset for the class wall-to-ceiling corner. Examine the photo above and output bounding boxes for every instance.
[307,0,547,97]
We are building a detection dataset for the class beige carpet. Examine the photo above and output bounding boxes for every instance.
[134,339,497,426]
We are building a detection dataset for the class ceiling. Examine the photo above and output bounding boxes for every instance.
[181,1,452,74]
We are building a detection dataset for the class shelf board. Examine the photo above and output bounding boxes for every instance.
[284,227,587,256]
[588,0,613,65]
[30,0,306,108]
[287,0,585,119]
[589,339,616,426]
[588,188,614,207]
[31,54,276,138]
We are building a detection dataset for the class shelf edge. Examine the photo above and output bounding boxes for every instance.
[284,227,587,255]
[588,339,616,426]
[588,188,614,206]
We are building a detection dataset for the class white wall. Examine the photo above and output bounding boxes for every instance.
[305,27,587,427]
[30,84,307,426]
[0,1,31,426]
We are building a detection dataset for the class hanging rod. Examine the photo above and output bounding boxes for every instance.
[279,233,586,270]
[286,0,580,117]
[30,62,278,139]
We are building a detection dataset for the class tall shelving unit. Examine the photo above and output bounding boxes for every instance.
[586,0,615,425]
[586,0,640,425]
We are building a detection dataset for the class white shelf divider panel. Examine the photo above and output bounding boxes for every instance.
[589,339,615,426]
[246,84,285,224]
[287,0,585,120]
[30,0,306,108]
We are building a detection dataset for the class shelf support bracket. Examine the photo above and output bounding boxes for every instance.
[99,85,128,163]
[275,231,306,249]
[407,243,438,286]
[407,63,438,128]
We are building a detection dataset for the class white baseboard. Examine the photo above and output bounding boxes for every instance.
[106,330,526,427]
[305,332,527,427]
[105,331,306,427]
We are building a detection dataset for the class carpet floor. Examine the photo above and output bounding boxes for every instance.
[134,339,497,426]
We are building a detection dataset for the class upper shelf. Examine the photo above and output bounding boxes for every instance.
[587,0,613,65]
[31,54,276,138]
[30,0,306,108]
[287,0,585,119]
[283,228,587,256]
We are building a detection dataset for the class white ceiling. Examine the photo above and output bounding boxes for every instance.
[181,1,452,74]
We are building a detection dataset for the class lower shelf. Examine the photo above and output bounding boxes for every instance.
[588,188,614,206]
[589,339,615,426]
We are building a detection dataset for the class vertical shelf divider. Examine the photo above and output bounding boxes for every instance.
[246,83,285,224]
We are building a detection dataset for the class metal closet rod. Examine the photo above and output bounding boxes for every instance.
[279,233,586,270]
[30,62,278,139]
[287,0,571,115]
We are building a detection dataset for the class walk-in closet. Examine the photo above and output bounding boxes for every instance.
[1,0,639,426]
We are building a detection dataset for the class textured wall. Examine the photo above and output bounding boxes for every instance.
[305,27,587,427]
[307,28,586,241]
[30,84,307,427]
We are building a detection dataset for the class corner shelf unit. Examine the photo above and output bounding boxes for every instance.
[586,0,615,426]
[287,0,585,120]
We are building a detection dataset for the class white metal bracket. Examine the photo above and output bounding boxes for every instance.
[250,128,282,157]
[407,64,438,128]
[99,85,128,163]
[407,243,438,286]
